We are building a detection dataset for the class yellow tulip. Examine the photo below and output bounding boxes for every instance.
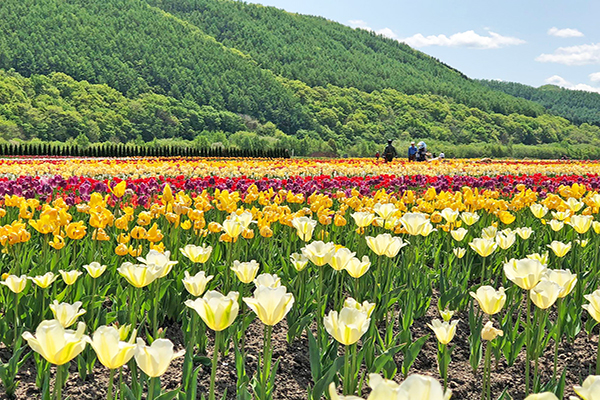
[503,258,547,290]
[351,212,375,228]
[137,249,178,278]
[291,216,318,241]
[577,239,590,248]
[583,289,600,323]
[469,286,506,315]
[439,309,454,322]
[29,272,58,289]
[427,319,458,345]
[329,247,356,271]
[182,271,214,297]
[179,244,213,263]
[83,262,107,279]
[468,238,497,257]
[547,241,572,258]
[117,262,162,288]
[259,226,273,238]
[498,211,515,225]
[573,375,600,400]
[50,301,87,328]
[344,256,371,279]
[542,269,577,298]
[86,325,136,370]
[243,285,294,326]
[530,280,561,309]
[530,203,549,219]
[366,233,408,257]
[185,290,239,331]
[301,241,336,266]
[134,338,185,377]
[324,307,371,345]
[461,211,480,226]
[481,321,503,341]
[453,247,466,258]
[290,252,309,271]
[450,228,468,241]
[399,212,429,235]
[254,273,281,289]
[59,269,83,285]
[162,183,174,203]
[231,260,260,284]
[524,393,558,400]
[22,320,88,365]
[567,214,593,234]
[1,274,28,293]
[593,221,600,234]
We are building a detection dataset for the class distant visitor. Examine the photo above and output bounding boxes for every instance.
[408,141,417,161]
[383,139,397,162]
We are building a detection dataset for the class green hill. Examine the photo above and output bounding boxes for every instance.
[480,80,600,127]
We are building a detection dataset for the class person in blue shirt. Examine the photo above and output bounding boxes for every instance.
[408,141,417,161]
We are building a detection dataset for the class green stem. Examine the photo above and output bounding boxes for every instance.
[90,278,97,330]
[54,365,64,400]
[262,325,273,399]
[148,377,157,400]
[209,331,221,400]
[484,342,491,400]
[442,343,448,390]
[553,298,562,378]
[343,345,350,395]
[152,281,159,339]
[107,368,115,400]
[596,336,600,375]
[129,286,137,328]
[480,256,486,285]
[525,291,531,396]
[13,291,19,346]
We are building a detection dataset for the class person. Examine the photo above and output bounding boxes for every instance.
[383,139,397,162]
[375,151,380,161]
[408,142,417,161]
[416,141,427,162]
[439,152,445,159]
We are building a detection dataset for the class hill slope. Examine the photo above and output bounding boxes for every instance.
[480,80,600,127]
[146,0,545,117]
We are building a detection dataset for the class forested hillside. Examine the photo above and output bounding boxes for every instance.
[480,80,600,127]
[146,0,545,118]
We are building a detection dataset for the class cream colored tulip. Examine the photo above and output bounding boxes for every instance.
[301,241,336,266]
[221,218,243,239]
[134,338,185,378]
[397,373,452,400]
[542,269,577,298]
[441,208,459,223]
[399,213,428,235]
[450,228,468,241]
[366,233,408,257]
[461,211,480,226]
[117,262,162,288]
[29,272,58,289]
[567,214,593,234]
[344,298,375,317]
[231,260,260,284]
[469,238,497,257]
[481,321,503,341]
[328,383,364,400]
[524,392,559,400]
[87,325,136,369]
[583,289,600,323]
[232,210,254,230]
[470,286,506,315]
[551,210,571,221]
[593,221,600,234]
[182,270,213,297]
[366,373,403,399]
[59,269,83,285]
[565,197,584,212]
[50,301,87,328]
[254,273,281,288]
[290,252,309,271]
[573,375,600,400]
[530,280,561,309]
[137,249,178,278]
[185,290,239,331]
[373,203,397,220]
[527,252,549,266]
[548,219,564,232]
[439,309,454,322]
[504,258,547,290]
[344,256,371,278]
[324,307,371,345]
[427,319,457,345]
[419,222,437,237]
[495,232,516,250]
[515,227,534,240]
[22,320,88,365]
[82,262,107,279]
[481,226,498,240]
[179,244,213,263]
[453,247,466,258]
[547,241,572,257]
[530,203,548,219]
[329,247,356,271]
[291,216,318,241]
[1,275,27,293]
[577,239,590,248]
[351,212,375,228]
[243,285,294,326]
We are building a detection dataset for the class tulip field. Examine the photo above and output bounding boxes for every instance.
[2,157,600,400]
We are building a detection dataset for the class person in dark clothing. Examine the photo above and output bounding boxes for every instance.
[408,142,417,161]
[383,140,397,162]
[416,141,427,162]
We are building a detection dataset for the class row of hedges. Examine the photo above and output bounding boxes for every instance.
[0,143,290,158]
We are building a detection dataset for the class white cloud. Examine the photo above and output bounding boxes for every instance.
[377,27,398,39]
[547,27,584,38]
[545,75,600,94]
[348,20,398,39]
[401,30,525,49]
[348,20,372,30]
[536,43,600,65]
[590,72,600,82]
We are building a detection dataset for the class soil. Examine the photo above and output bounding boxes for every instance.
[0,299,596,400]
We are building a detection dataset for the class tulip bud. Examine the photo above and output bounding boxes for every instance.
[481,321,503,341]
[83,262,107,279]
[324,307,370,345]
[185,290,239,331]
[547,240,572,258]
[50,300,87,328]
[179,244,212,264]
[470,286,506,315]
[428,319,458,345]
[59,269,83,286]
[231,260,260,284]
[290,252,309,271]
[182,271,214,297]
[450,228,468,241]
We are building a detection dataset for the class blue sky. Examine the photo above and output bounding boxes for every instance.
[248,0,600,93]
